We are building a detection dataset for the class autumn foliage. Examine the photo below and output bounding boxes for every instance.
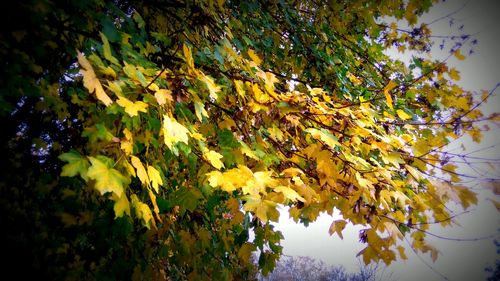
[0,0,496,280]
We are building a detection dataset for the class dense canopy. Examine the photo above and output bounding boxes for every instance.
[0,0,495,280]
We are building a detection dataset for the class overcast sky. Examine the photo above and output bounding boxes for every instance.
[274,1,500,280]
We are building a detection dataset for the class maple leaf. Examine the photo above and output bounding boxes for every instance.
[396,109,411,120]
[77,50,113,106]
[120,128,134,155]
[242,195,278,223]
[112,193,131,218]
[206,165,253,192]
[273,186,305,202]
[347,72,362,86]
[238,243,257,264]
[147,165,163,193]
[162,115,190,151]
[147,188,161,220]
[448,68,461,81]
[183,44,194,68]
[131,194,154,229]
[204,150,225,170]
[116,96,148,117]
[383,80,397,109]
[305,128,340,149]
[154,89,173,105]
[247,49,262,65]
[329,220,347,239]
[87,156,129,197]
[194,101,209,122]
[59,150,89,180]
[397,246,408,260]
[199,73,221,100]
[454,49,466,60]
[130,156,149,186]
[100,32,120,65]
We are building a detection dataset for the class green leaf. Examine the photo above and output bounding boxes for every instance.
[218,129,241,149]
[59,150,90,180]
[172,187,202,214]
[100,32,120,65]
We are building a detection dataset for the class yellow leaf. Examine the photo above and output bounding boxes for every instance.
[257,71,279,97]
[273,186,305,202]
[358,246,378,265]
[194,101,209,121]
[379,190,391,210]
[99,66,116,78]
[384,221,404,240]
[242,195,278,223]
[204,150,225,170]
[87,156,129,197]
[162,115,190,150]
[131,156,149,186]
[454,49,466,60]
[122,159,136,177]
[268,125,284,141]
[206,165,254,192]
[240,141,259,160]
[329,220,347,239]
[281,167,304,177]
[183,44,194,68]
[107,81,122,96]
[247,49,261,65]
[120,128,134,155]
[234,80,246,98]
[121,141,133,155]
[147,188,161,221]
[391,190,410,208]
[116,96,148,117]
[356,172,374,190]
[206,171,224,188]
[383,80,397,109]
[245,171,279,195]
[347,72,362,86]
[455,186,477,209]
[112,193,131,218]
[77,51,113,106]
[305,128,340,149]
[406,165,422,181]
[147,165,163,193]
[396,109,411,120]
[448,68,461,81]
[200,74,221,100]
[154,89,173,105]
[454,96,469,111]
[131,194,155,229]
[397,246,407,260]
[468,127,482,143]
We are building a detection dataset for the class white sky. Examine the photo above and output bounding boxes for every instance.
[273,1,500,280]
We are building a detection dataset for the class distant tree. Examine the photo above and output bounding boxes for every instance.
[485,240,500,281]
[258,256,393,281]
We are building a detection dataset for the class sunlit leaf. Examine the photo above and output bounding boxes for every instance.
[116,96,148,117]
[77,50,113,106]
[87,156,129,197]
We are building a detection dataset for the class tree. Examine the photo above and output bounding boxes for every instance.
[1,0,497,280]
[485,240,500,281]
[258,256,393,281]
